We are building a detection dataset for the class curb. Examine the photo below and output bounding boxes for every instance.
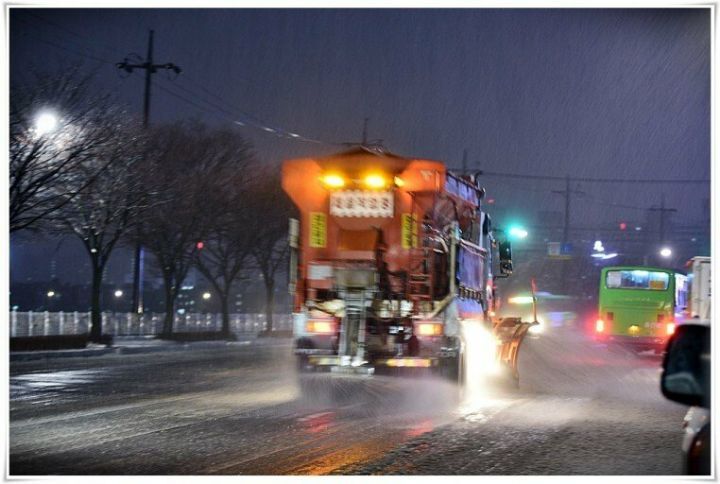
[10,347,116,361]
[10,338,291,362]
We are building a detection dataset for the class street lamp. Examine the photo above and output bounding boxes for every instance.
[114,290,124,298]
[47,290,56,298]
[34,111,59,136]
[202,292,211,300]
[659,247,673,258]
[508,226,528,239]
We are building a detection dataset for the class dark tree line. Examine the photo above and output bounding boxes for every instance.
[10,70,293,342]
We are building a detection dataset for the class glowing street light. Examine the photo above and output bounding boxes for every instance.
[659,247,673,258]
[202,292,211,300]
[508,226,528,239]
[114,290,124,298]
[35,111,59,136]
[47,290,56,298]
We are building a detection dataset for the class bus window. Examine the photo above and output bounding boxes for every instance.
[606,270,669,290]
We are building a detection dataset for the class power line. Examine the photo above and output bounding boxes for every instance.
[449,167,708,185]
[577,194,647,211]
[551,175,584,244]
[24,12,121,59]
[172,75,336,145]
[116,30,181,314]
[648,193,678,242]
[116,31,181,129]
[16,15,337,147]
[151,79,238,121]
[153,79,326,145]
[15,19,115,65]
[484,170,707,185]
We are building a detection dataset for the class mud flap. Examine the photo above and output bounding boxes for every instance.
[493,317,537,387]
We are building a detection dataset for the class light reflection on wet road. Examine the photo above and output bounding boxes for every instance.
[10,328,685,475]
[10,344,461,475]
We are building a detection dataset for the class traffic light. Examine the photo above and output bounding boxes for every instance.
[196,241,204,250]
[619,222,627,231]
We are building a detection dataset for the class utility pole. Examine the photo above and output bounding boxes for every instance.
[648,193,677,243]
[551,175,584,295]
[117,30,181,314]
[551,175,584,245]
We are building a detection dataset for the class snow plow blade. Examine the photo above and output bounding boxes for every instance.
[493,317,537,384]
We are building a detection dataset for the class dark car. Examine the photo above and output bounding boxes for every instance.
[660,322,711,475]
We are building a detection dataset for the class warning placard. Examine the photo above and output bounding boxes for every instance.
[309,212,326,248]
[401,213,418,249]
[329,191,393,218]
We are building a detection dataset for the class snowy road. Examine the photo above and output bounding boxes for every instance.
[10,328,689,475]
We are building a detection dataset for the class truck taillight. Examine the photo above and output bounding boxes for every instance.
[666,323,676,335]
[415,321,443,336]
[306,320,336,334]
[595,319,605,333]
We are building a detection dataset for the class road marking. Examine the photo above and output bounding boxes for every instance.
[297,411,334,422]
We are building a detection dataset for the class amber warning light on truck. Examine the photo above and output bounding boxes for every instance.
[320,173,345,188]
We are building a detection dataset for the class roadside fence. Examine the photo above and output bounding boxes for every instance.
[9,311,292,338]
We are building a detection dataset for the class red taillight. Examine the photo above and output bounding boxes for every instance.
[415,322,443,336]
[666,323,676,335]
[306,320,336,334]
[595,319,605,333]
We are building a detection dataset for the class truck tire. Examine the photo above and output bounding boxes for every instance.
[436,344,465,387]
[296,354,311,373]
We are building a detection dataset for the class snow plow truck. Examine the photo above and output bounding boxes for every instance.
[282,145,534,386]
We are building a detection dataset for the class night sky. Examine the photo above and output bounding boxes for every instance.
[9,8,711,285]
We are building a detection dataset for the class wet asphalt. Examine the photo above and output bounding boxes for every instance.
[9,327,689,475]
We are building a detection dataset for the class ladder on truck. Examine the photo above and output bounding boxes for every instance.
[407,193,436,314]
[338,289,369,366]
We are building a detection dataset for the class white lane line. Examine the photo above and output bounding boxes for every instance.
[297,411,334,422]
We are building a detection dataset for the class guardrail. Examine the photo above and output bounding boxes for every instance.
[9,311,292,337]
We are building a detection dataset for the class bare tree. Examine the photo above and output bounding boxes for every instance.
[194,165,258,337]
[53,120,147,343]
[140,122,254,337]
[10,69,120,233]
[250,171,295,333]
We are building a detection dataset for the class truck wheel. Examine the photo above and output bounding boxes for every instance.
[437,356,460,382]
[437,348,465,387]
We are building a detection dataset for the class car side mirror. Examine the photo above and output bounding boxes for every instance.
[661,324,710,408]
[498,240,513,277]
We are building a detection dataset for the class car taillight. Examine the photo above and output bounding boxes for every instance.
[415,322,443,336]
[306,320,336,334]
[666,323,676,335]
[595,319,605,333]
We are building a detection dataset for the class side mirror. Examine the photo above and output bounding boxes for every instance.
[661,324,710,408]
[498,240,513,276]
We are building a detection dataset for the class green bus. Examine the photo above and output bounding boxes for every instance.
[596,266,688,349]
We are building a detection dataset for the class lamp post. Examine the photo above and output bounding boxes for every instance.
[34,111,59,137]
